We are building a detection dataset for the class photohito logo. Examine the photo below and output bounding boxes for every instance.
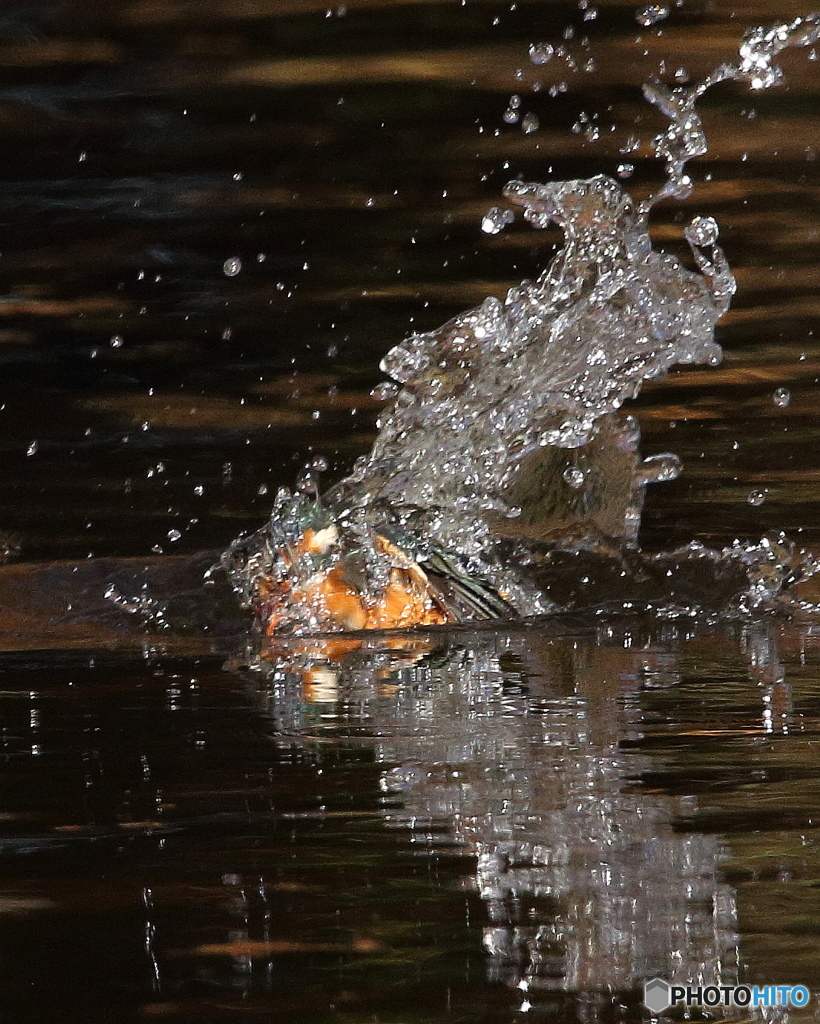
[643,978,810,1014]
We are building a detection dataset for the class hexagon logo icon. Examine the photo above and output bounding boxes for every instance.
[644,978,672,1014]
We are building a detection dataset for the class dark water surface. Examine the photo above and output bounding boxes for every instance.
[0,0,818,1021]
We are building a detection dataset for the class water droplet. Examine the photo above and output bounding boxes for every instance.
[503,107,520,124]
[528,43,554,65]
[232,172,243,181]
[748,489,766,506]
[772,387,791,408]
[617,162,634,178]
[640,452,682,483]
[684,215,720,247]
[296,468,319,495]
[26,440,38,456]
[310,455,329,472]
[619,135,641,154]
[563,467,585,489]
[521,112,540,134]
[636,3,669,26]
[223,257,242,277]
[481,207,514,235]
[167,529,182,542]
[110,334,124,348]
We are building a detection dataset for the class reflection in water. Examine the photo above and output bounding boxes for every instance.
[0,619,816,1021]
[237,623,796,1006]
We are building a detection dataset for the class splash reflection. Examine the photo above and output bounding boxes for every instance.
[236,623,793,1004]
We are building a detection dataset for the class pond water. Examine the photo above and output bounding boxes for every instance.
[0,0,818,1021]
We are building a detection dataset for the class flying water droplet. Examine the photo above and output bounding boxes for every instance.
[563,467,586,489]
[748,489,767,507]
[110,335,124,348]
[223,257,242,277]
[684,216,720,246]
[636,3,670,26]
[619,136,641,154]
[640,452,682,483]
[772,387,791,408]
[528,43,554,65]
[481,207,515,234]
[521,112,540,134]
[296,468,319,496]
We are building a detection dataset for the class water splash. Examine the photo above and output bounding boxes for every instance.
[641,12,820,210]
[223,15,820,634]
[331,173,728,551]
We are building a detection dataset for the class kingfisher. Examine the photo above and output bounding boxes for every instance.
[222,490,515,635]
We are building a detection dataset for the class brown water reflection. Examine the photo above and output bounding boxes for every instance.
[0,0,818,1021]
[1,621,820,1021]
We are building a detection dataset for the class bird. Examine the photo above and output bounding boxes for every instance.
[221,490,516,636]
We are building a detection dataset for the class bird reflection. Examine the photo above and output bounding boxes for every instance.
[241,622,795,1005]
